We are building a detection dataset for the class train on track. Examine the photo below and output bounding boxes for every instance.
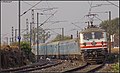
[80,24,108,64]
[32,14,108,64]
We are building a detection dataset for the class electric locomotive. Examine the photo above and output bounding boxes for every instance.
[79,22,108,64]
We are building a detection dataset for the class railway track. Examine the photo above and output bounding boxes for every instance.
[63,63,105,73]
[1,59,63,73]
[32,60,83,72]
[15,60,63,73]
[1,59,49,73]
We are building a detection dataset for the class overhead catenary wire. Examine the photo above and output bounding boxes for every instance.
[106,1,119,8]
[43,1,53,27]
[49,29,60,35]
[94,15,104,22]
[92,11,109,22]
[44,1,61,29]
[44,28,62,35]
[23,1,39,9]
[21,1,42,16]
[67,28,81,32]
[45,1,55,21]
[91,11,108,13]
[69,15,86,31]
[39,10,57,26]
[87,1,118,16]
[71,22,82,30]
[42,2,51,26]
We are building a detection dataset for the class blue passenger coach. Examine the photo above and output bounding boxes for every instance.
[32,39,81,60]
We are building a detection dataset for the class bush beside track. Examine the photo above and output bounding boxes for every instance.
[0,42,36,69]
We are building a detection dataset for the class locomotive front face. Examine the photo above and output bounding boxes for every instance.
[80,30,107,50]
[79,28,108,63]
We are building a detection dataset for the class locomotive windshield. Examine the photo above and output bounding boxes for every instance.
[83,32,92,40]
[94,32,103,39]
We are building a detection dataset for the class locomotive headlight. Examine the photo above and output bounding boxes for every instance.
[91,41,96,46]
[101,41,104,45]
[83,42,86,46]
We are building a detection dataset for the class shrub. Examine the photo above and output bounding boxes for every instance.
[111,63,119,72]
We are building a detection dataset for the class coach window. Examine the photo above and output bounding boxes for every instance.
[83,32,92,40]
[94,32,103,39]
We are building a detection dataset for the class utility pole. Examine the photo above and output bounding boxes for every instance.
[71,35,73,39]
[31,9,35,26]
[37,13,39,62]
[18,0,21,66]
[0,1,1,70]
[12,27,14,43]
[77,31,79,38]
[77,30,80,53]
[15,29,17,42]
[43,31,45,43]
[9,37,11,45]
[6,37,8,45]
[31,9,35,45]
[26,19,29,41]
[108,11,111,54]
[30,22,32,48]
[62,28,64,40]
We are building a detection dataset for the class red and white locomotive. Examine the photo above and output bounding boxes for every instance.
[79,22,108,64]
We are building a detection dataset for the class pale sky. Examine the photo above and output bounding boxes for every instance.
[1,1,119,44]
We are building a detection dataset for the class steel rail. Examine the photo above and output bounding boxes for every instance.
[15,61,63,73]
[1,61,49,73]
[87,63,105,73]
[62,63,89,73]
[63,63,105,73]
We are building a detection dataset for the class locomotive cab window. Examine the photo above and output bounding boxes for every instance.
[83,32,92,40]
[94,32,103,39]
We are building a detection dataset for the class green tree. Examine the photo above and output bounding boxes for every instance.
[20,41,35,62]
[20,41,31,55]
[99,17,119,35]
[6,41,35,63]
[100,17,119,48]
[10,41,32,55]
[51,34,71,42]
